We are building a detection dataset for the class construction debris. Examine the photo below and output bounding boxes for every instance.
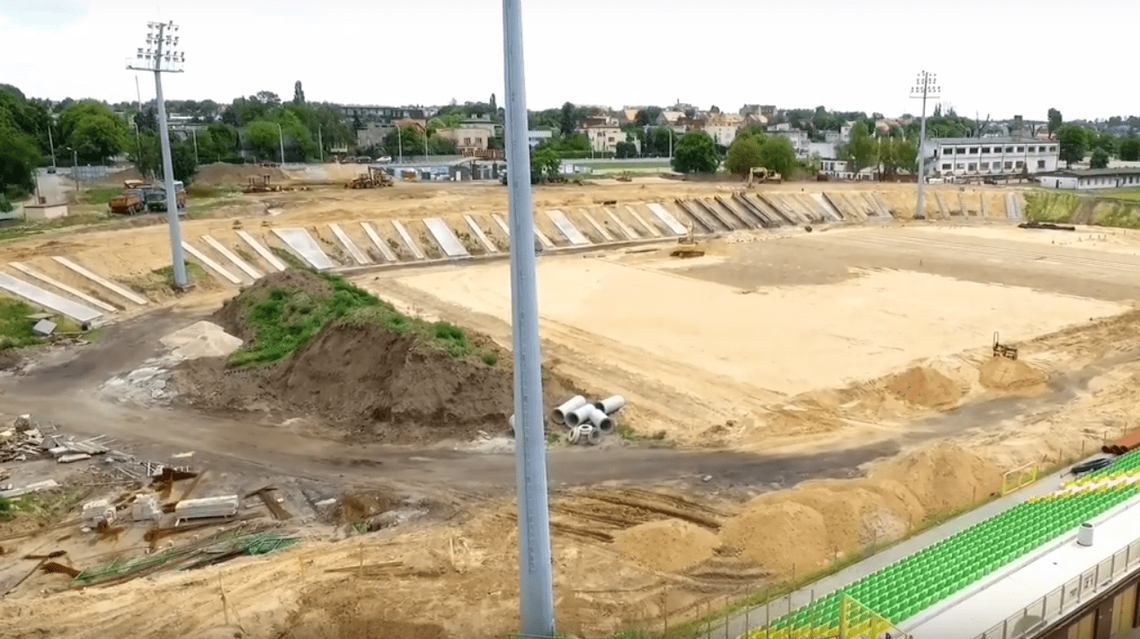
[175,495,240,523]
[32,319,57,336]
[245,485,293,521]
[0,479,59,498]
[130,494,162,522]
[82,499,116,528]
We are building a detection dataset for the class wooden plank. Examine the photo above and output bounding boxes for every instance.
[201,236,262,280]
[8,262,117,313]
[181,242,242,285]
[463,215,498,253]
[52,257,148,306]
[236,230,286,272]
[329,223,370,264]
[361,222,398,262]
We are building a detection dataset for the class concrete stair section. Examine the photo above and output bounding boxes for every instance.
[790,194,826,224]
[757,193,806,225]
[870,192,893,217]
[646,202,689,235]
[0,270,104,326]
[52,257,148,307]
[796,194,837,223]
[181,242,243,285]
[201,236,262,280]
[579,209,615,242]
[423,217,470,257]
[236,230,286,272]
[463,215,498,253]
[625,205,663,237]
[673,199,718,232]
[7,262,117,314]
[857,192,884,218]
[821,193,858,221]
[734,193,783,228]
[958,191,972,217]
[360,222,398,262]
[1005,193,1023,219]
[531,222,556,250]
[697,199,739,230]
[329,223,371,265]
[545,210,590,246]
[602,208,637,239]
[391,220,427,260]
[713,197,759,230]
[271,228,335,270]
[934,192,953,217]
[813,193,847,222]
[490,213,512,239]
[980,193,990,218]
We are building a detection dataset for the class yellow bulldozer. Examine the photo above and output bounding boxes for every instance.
[345,167,394,189]
[746,166,783,187]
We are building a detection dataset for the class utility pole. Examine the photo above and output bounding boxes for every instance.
[318,125,323,162]
[275,123,285,165]
[398,127,403,164]
[502,0,555,635]
[47,127,56,168]
[910,70,941,220]
[192,128,199,165]
[128,21,188,288]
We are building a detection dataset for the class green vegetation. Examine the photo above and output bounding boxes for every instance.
[1024,190,1081,222]
[229,271,498,368]
[1025,189,1140,229]
[0,486,90,523]
[127,262,210,293]
[269,246,306,270]
[671,131,720,174]
[616,422,668,445]
[0,296,81,349]
[77,186,124,205]
[1096,202,1140,229]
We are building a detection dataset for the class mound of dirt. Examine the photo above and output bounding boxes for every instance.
[979,357,1046,390]
[160,321,243,360]
[279,581,448,639]
[612,519,720,573]
[720,501,829,576]
[868,441,1001,512]
[885,366,962,407]
[194,162,288,186]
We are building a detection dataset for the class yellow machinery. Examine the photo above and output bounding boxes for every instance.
[344,167,394,189]
[670,220,704,258]
[746,166,783,187]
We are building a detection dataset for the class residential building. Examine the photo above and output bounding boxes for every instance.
[1037,168,1140,190]
[340,105,425,124]
[578,116,624,154]
[527,129,553,149]
[768,124,811,157]
[931,136,1060,179]
[437,125,491,155]
[656,109,689,134]
[698,112,743,147]
[619,106,644,125]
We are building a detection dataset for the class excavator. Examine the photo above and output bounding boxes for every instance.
[746,166,783,187]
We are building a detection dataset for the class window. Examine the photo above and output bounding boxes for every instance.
[1037,160,1046,169]
[1016,161,1024,168]
[982,147,991,154]
[1017,146,1025,153]
[969,147,979,154]
[1006,146,1015,153]
[968,163,977,171]
[1005,161,1013,169]
[980,162,989,170]
[956,163,965,170]
[1039,146,1047,152]
[942,163,951,170]
[463,137,471,145]
[1050,145,1058,152]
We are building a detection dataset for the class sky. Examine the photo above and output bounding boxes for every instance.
[1,0,1136,122]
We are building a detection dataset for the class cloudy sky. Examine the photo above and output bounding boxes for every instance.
[1,0,1134,121]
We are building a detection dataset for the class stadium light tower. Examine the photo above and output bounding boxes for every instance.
[910,70,941,220]
[128,21,188,288]
[502,0,555,636]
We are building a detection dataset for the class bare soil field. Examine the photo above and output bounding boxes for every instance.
[1,176,1140,638]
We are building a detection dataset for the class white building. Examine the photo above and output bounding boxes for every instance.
[577,116,624,154]
[527,130,553,149]
[932,136,1059,179]
[1037,168,1140,190]
[700,112,744,147]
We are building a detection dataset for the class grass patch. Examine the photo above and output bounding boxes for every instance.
[616,422,667,444]
[228,271,499,368]
[77,187,124,205]
[1,486,91,523]
[1024,190,1080,222]
[0,296,83,350]
[1096,202,1140,229]
[269,246,307,270]
[127,262,210,293]
[0,213,115,244]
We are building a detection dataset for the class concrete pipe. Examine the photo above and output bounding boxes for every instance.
[569,424,592,445]
[586,425,601,445]
[593,395,626,415]
[552,395,588,425]
[587,408,615,435]
[566,403,596,428]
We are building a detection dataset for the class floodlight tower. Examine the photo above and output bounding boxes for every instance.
[909,70,941,220]
[128,21,188,288]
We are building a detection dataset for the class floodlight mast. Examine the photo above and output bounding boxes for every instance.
[909,70,941,220]
[128,21,189,289]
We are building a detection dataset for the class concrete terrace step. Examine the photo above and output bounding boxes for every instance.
[51,257,148,306]
[271,228,335,270]
[201,236,262,280]
[236,230,286,272]
[7,262,117,313]
[0,270,104,326]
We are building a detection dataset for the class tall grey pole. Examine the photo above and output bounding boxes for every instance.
[276,123,285,165]
[152,28,187,288]
[502,0,555,635]
[318,126,323,162]
[910,70,940,220]
[47,128,56,168]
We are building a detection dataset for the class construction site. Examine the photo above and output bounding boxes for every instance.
[1,163,1140,639]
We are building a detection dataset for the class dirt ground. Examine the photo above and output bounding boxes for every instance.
[1,175,1140,638]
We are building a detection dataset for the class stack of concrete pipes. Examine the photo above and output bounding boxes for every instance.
[509,394,626,445]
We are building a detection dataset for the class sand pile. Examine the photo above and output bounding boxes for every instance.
[612,519,720,573]
[195,162,288,186]
[869,441,1002,512]
[160,321,243,360]
[720,501,829,576]
[979,357,1046,390]
[885,366,962,407]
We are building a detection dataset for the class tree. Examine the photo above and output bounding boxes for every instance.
[1121,136,1140,162]
[671,131,719,173]
[647,126,677,157]
[724,135,764,176]
[0,121,41,197]
[1047,108,1063,135]
[243,121,281,161]
[293,81,305,105]
[758,136,797,178]
[382,126,426,160]
[635,106,662,128]
[559,102,576,137]
[840,122,877,172]
[614,141,638,159]
[1090,148,1110,169]
[531,145,561,181]
[70,113,128,163]
[135,105,158,134]
[1057,126,1087,167]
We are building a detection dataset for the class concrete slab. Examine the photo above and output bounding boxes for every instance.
[391,220,427,260]
[491,213,511,237]
[271,228,335,270]
[604,208,636,239]
[181,242,242,285]
[236,230,286,272]
[52,257,148,306]
[871,192,893,217]
[626,206,662,237]
[329,223,370,265]
[812,193,846,221]
[646,203,688,235]
[545,210,590,246]
[422,218,470,257]
[532,224,555,250]
[0,271,103,325]
[580,210,615,241]
[361,222,398,262]
[463,215,498,253]
[7,262,117,313]
[201,236,262,280]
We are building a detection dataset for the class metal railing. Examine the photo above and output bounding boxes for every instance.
[971,536,1140,639]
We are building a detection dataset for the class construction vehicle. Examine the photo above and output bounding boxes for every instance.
[992,332,1018,361]
[244,175,282,193]
[670,221,704,258]
[141,181,187,212]
[616,172,633,182]
[345,167,393,189]
[746,166,783,187]
[108,189,145,215]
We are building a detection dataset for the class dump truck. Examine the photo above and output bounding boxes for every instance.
[142,181,187,212]
[108,189,146,215]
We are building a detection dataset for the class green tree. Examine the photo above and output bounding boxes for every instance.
[382,126,426,160]
[1057,126,1087,167]
[243,120,281,161]
[559,102,576,137]
[840,122,878,172]
[758,136,797,178]
[0,120,41,196]
[647,127,677,157]
[1047,108,1063,135]
[531,145,561,181]
[614,141,638,159]
[293,81,305,104]
[724,135,763,176]
[59,101,129,163]
[1090,148,1110,169]
[1121,136,1140,162]
[671,131,719,173]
